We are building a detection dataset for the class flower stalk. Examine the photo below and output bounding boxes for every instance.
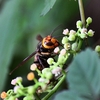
[78,0,86,27]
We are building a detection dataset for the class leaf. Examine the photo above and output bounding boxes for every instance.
[55,49,100,100]
[54,90,81,100]
[41,0,57,16]
[67,49,100,99]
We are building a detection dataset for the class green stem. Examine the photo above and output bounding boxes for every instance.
[77,38,83,51]
[78,0,85,27]
[42,73,66,100]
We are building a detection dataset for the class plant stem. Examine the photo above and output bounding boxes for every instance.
[42,73,66,100]
[78,0,85,27]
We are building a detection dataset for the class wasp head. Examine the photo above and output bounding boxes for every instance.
[42,35,60,49]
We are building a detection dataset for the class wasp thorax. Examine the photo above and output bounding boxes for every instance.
[42,35,59,49]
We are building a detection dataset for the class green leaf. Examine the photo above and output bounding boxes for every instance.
[41,0,57,16]
[54,90,80,100]
[0,0,26,92]
[67,49,100,99]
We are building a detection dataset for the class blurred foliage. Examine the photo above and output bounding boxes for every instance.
[55,49,100,100]
[0,0,88,94]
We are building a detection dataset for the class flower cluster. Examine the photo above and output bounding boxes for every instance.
[1,17,97,100]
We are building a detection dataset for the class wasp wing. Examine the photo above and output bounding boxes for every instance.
[36,35,43,42]
[10,51,37,75]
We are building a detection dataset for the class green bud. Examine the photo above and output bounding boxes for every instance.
[42,68,50,75]
[72,42,78,51]
[58,55,65,65]
[62,36,68,44]
[95,45,100,53]
[47,58,54,65]
[45,72,53,79]
[87,29,94,37]
[27,86,36,94]
[86,17,92,24]
[68,35,75,41]
[76,20,82,28]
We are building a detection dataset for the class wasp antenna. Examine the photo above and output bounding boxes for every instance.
[9,51,37,75]
[50,24,63,36]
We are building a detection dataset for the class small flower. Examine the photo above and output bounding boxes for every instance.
[11,79,17,85]
[60,49,66,56]
[76,20,82,28]
[30,63,37,71]
[11,77,22,85]
[27,72,35,81]
[63,29,69,35]
[81,28,87,34]
[0,91,7,99]
[54,47,60,53]
[52,67,62,77]
[64,43,71,50]
[47,58,54,65]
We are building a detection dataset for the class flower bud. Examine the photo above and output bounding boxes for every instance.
[45,72,53,79]
[86,17,92,24]
[68,34,75,41]
[47,58,54,65]
[58,55,65,65]
[27,86,36,94]
[30,63,37,71]
[54,47,60,53]
[72,42,78,51]
[87,29,94,37]
[62,36,68,44]
[42,68,50,75]
[16,77,22,83]
[60,49,66,56]
[79,33,87,39]
[95,45,100,53]
[76,20,82,28]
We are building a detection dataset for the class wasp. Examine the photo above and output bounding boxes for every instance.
[10,27,61,75]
